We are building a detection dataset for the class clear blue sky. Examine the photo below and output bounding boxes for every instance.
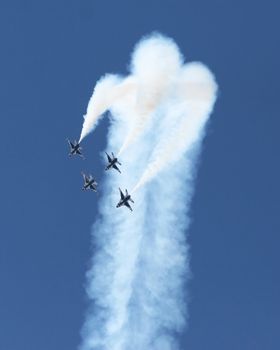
[0,1,279,349]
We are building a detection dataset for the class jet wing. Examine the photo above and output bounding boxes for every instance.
[68,139,75,148]
[90,184,97,191]
[113,164,121,173]
[91,179,98,185]
[125,202,133,211]
[119,188,125,200]
[89,179,97,186]
[106,152,112,162]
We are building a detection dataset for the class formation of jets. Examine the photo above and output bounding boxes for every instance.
[67,139,134,211]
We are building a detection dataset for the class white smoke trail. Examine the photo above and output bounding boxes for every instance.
[117,34,182,156]
[78,33,182,150]
[79,34,217,350]
[132,62,217,193]
[79,75,137,143]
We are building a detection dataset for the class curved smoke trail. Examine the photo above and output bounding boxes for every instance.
[78,75,137,143]
[78,33,182,150]
[79,34,217,350]
[132,62,217,193]
[117,34,182,156]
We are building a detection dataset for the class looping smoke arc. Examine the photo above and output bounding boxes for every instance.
[79,33,217,350]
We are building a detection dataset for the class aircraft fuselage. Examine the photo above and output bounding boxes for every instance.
[117,195,131,208]
[106,158,117,170]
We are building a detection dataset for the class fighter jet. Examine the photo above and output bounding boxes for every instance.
[81,172,98,192]
[116,188,134,211]
[105,152,121,173]
[67,139,84,159]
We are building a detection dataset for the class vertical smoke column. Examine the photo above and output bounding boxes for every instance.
[79,34,217,350]
[81,107,155,350]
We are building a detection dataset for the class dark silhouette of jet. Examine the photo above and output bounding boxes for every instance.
[116,188,134,211]
[105,152,121,173]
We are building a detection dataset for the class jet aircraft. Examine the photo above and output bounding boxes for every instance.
[105,152,121,173]
[67,139,84,158]
[116,188,134,211]
[81,172,98,192]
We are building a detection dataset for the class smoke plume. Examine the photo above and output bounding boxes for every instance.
[79,33,217,350]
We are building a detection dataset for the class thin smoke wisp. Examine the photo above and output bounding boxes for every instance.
[79,33,217,350]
